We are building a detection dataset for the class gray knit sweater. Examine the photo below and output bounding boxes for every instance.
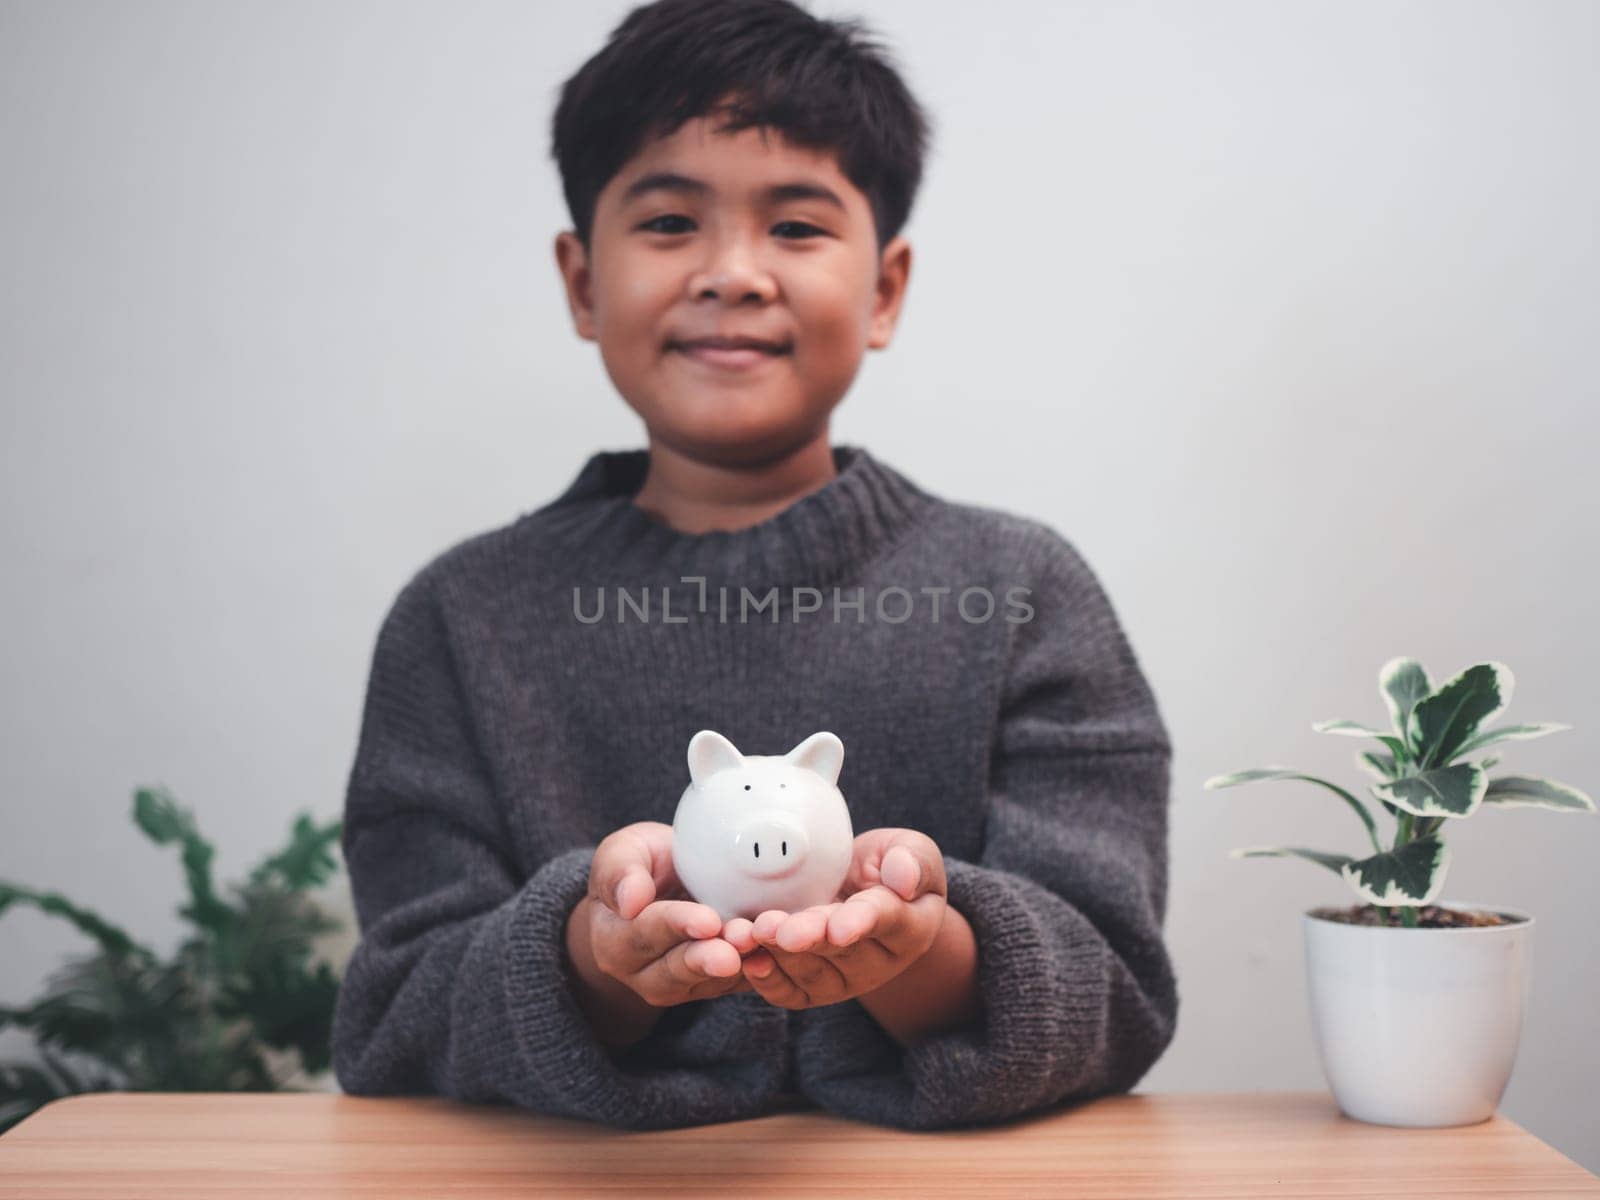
[331,443,1178,1130]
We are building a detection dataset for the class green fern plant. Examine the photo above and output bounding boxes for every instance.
[0,786,343,1134]
[1204,658,1594,928]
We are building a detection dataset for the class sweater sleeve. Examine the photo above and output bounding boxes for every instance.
[330,565,789,1129]
[791,528,1179,1128]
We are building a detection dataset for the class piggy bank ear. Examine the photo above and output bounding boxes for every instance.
[784,731,843,786]
[688,730,745,785]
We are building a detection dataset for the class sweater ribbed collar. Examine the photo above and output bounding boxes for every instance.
[534,443,935,597]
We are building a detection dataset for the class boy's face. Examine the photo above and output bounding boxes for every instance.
[555,108,911,464]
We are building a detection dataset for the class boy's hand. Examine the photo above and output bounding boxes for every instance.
[720,828,946,1011]
[572,821,753,1012]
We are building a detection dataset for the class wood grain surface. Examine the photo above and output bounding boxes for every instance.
[1,1090,1596,1198]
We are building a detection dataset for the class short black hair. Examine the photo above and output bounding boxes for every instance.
[549,0,934,256]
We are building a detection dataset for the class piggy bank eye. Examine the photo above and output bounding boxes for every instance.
[743,784,751,790]
[780,783,787,788]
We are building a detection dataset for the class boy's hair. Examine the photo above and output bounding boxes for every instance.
[549,0,934,256]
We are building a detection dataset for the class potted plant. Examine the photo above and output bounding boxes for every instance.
[1204,658,1593,1128]
[0,786,345,1135]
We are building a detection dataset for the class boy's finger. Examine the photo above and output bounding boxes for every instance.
[879,833,946,901]
[593,897,723,971]
[845,829,947,902]
[635,932,743,1002]
[770,905,835,953]
[836,883,938,948]
[590,823,674,919]
[825,895,881,947]
[751,908,791,942]
[611,869,652,920]
[753,942,841,1007]
[880,844,923,901]
[638,898,724,951]
[742,948,806,1007]
[721,916,759,954]
[679,935,743,978]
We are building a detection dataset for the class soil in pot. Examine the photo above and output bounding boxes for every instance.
[1309,904,1525,928]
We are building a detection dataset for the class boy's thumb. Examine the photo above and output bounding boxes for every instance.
[881,844,922,901]
[613,869,650,918]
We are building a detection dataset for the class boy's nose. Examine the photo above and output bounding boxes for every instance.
[688,254,777,302]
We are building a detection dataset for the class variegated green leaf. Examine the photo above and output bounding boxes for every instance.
[1453,722,1571,758]
[1204,767,1381,851]
[1341,837,1450,906]
[1380,658,1431,740]
[1356,749,1397,781]
[1313,720,1390,737]
[1371,762,1487,818]
[1406,662,1513,767]
[1230,845,1355,876]
[1312,720,1407,761]
[1482,775,1596,813]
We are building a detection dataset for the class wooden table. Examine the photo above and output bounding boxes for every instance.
[1,1090,1596,1198]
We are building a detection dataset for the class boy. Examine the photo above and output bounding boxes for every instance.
[332,0,1178,1131]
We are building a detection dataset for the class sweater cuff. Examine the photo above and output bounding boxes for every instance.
[501,844,789,1129]
[792,854,1115,1129]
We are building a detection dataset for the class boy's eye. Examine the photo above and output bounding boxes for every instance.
[637,215,825,240]
[773,221,826,239]
[640,214,695,235]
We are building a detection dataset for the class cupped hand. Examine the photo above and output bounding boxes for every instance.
[576,821,754,1008]
[720,828,946,1010]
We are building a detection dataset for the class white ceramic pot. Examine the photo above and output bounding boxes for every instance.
[1303,901,1532,1128]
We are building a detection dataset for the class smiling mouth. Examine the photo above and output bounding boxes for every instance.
[669,343,791,371]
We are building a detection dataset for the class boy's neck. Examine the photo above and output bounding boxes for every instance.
[629,431,839,535]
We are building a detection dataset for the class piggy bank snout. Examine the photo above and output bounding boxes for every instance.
[733,814,811,880]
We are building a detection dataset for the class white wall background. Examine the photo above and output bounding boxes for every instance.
[3,0,1596,1171]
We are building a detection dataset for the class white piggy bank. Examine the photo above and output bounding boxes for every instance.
[670,729,855,923]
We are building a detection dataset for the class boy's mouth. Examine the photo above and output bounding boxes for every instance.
[666,334,793,371]
[668,338,792,355]
[669,342,791,371]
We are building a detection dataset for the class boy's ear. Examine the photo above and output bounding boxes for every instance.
[688,730,745,785]
[784,731,844,786]
[554,230,597,342]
